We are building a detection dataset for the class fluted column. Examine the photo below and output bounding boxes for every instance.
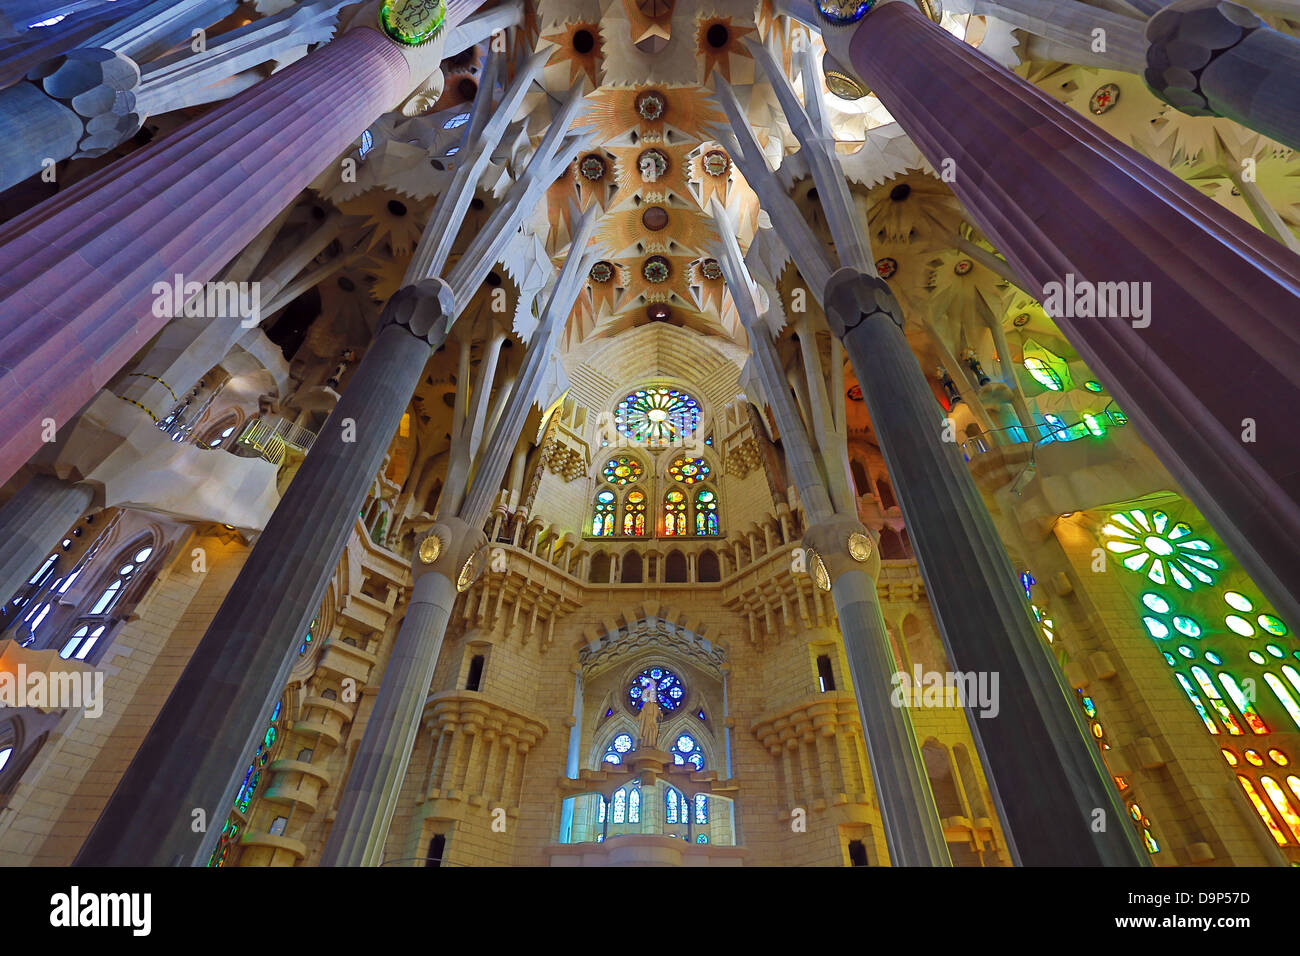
[318,210,600,866]
[0,474,92,604]
[0,25,416,489]
[824,269,1146,866]
[827,0,1300,635]
[712,218,950,866]
[319,536,469,867]
[74,280,452,867]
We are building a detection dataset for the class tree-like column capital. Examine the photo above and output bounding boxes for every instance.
[1145,0,1262,115]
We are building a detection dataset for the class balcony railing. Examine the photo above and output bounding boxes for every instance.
[237,417,317,465]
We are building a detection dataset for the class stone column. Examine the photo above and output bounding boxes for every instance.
[0,25,415,489]
[824,268,1146,866]
[827,0,1300,638]
[1145,0,1300,152]
[74,280,453,867]
[713,222,950,866]
[0,474,92,604]
[319,518,482,867]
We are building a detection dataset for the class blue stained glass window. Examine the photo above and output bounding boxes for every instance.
[359,130,374,158]
[672,732,705,770]
[694,793,709,824]
[628,667,685,712]
[603,733,634,765]
[443,112,471,130]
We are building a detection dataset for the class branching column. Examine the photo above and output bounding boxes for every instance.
[825,0,1300,634]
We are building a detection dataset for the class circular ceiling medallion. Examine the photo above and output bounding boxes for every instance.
[642,206,669,231]
[590,260,615,283]
[457,546,488,592]
[1012,312,1032,327]
[579,154,606,181]
[417,534,442,565]
[643,255,671,284]
[1090,83,1120,115]
[875,257,898,279]
[378,0,447,46]
[848,532,873,562]
[815,0,874,24]
[635,89,667,121]
[702,150,729,177]
[808,548,832,591]
[700,258,723,280]
[954,259,973,275]
[847,384,863,401]
[647,303,672,322]
[637,148,668,182]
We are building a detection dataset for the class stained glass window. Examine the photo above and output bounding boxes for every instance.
[235,700,282,814]
[592,490,616,536]
[59,624,106,661]
[695,793,709,824]
[603,456,643,485]
[623,489,647,536]
[672,733,705,770]
[1102,510,1218,590]
[603,733,634,765]
[694,488,718,535]
[668,457,711,484]
[615,387,700,446]
[628,666,685,712]
[664,490,687,536]
[628,787,641,823]
[666,788,682,823]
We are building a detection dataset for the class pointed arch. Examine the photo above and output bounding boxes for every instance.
[622,488,647,536]
[663,488,688,536]
[591,487,616,536]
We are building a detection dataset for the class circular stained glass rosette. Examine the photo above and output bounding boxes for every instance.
[643,256,670,283]
[1090,83,1120,115]
[1102,509,1219,591]
[669,457,711,484]
[579,155,606,181]
[816,0,874,24]
[602,456,643,485]
[590,260,614,283]
[875,257,897,279]
[702,150,729,177]
[378,0,447,47]
[616,387,700,445]
[628,666,685,712]
[636,90,666,121]
[700,259,723,280]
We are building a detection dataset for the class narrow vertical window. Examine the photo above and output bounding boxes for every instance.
[817,654,836,692]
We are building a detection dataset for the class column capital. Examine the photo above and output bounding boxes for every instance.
[413,514,488,590]
[26,47,142,157]
[803,514,880,582]
[379,278,455,346]
[1145,0,1262,116]
[822,268,905,339]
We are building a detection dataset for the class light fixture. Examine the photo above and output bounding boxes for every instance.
[418,535,442,565]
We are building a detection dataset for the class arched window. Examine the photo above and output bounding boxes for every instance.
[598,784,642,824]
[665,550,687,583]
[694,488,718,535]
[202,418,238,449]
[695,792,709,824]
[621,551,643,583]
[698,550,720,582]
[86,543,153,616]
[592,490,616,536]
[663,489,688,536]
[666,787,684,823]
[623,489,647,536]
[60,623,107,661]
